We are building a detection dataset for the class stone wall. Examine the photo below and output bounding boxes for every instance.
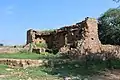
[0,58,48,68]
[26,17,101,53]
[26,17,120,59]
[80,18,101,53]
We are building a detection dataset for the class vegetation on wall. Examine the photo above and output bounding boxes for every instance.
[35,42,48,48]
[41,29,55,33]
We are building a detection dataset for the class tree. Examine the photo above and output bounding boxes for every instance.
[98,8,120,45]
[113,0,120,2]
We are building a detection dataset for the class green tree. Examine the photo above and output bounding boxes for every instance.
[113,0,120,2]
[98,8,120,45]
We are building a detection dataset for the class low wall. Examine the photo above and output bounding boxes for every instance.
[101,45,120,58]
[0,58,48,68]
[0,47,27,53]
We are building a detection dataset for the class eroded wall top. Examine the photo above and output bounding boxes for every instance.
[27,17,101,54]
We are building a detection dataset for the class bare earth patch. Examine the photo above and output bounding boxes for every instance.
[0,75,10,78]
[91,70,120,80]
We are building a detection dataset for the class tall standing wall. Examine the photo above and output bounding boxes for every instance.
[81,18,101,53]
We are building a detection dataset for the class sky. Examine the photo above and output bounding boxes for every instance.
[0,0,119,45]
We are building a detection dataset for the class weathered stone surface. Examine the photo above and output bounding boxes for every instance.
[82,18,101,53]
[32,47,46,54]
[0,47,26,53]
[26,17,101,53]
[26,17,120,59]
[26,21,82,50]
[101,45,120,58]
[0,58,48,68]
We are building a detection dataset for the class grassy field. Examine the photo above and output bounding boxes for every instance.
[1,52,120,80]
[0,64,62,80]
[1,58,120,80]
[0,52,60,60]
[0,60,103,80]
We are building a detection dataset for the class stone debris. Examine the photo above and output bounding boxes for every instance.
[0,58,48,68]
[0,47,26,53]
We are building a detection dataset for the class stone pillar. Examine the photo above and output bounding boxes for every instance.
[82,17,101,53]
[27,29,35,44]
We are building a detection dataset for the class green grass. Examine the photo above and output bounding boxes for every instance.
[0,64,9,75]
[0,52,59,60]
[0,60,103,80]
[1,52,120,80]
[0,64,62,80]
[0,60,113,80]
[1,59,120,80]
[0,53,40,59]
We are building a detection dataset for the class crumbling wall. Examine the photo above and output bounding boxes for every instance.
[26,23,82,51]
[59,18,102,55]
[101,45,120,58]
[26,17,101,54]
[26,17,120,59]
[52,31,65,49]
[81,18,101,53]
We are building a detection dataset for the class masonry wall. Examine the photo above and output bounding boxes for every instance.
[26,17,102,53]
[27,24,82,50]
[81,18,101,53]
[27,17,120,59]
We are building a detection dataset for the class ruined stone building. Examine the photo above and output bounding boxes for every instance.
[26,17,101,54]
[26,17,120,59]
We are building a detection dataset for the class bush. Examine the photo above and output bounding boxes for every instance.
[35,42,48,48]
[45,49,59,54]
[98,8,120,45]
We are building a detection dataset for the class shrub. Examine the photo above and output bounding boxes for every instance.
[46,49,59,54]
[42,29,55,33]
[98,8,120,45]
[35,42,48,48]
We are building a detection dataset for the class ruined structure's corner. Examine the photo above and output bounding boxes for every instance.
[25,17,120,59]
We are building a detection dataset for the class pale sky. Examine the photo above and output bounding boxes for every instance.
[0,0,119,45]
